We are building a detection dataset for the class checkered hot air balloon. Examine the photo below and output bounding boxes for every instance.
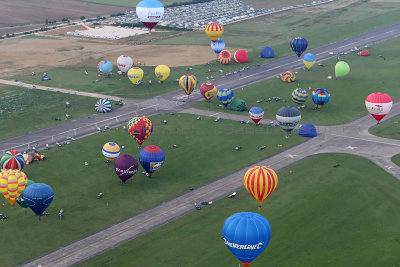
[179,74,197,96]
[217,88,234,107]
[243,166,278,207]
[0,169,28,207]
[218,50,232,64]
[281,71,296,83]
[292,88,308,106]
[95,99,112,113]
[1,150,25,170]
[127,116,153,148]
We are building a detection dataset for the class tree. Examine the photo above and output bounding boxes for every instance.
[80,16,86,20]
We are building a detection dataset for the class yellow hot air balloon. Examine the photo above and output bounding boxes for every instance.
[127,67,144,85]
[179,74,197,96]
[205,22,223,43]
[243,166,278,208]
[0,169,28,207]
[155,65,170,81]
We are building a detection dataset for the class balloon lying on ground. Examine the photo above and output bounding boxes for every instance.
[365,92,392,124]
[136,0,164,31]
[217,88,234,106]
[95,98,112,113]
[303,53,316,70]
[139,145,165,176]
[23,153,33,165]
[1,150,25,170]
[281,71,296,82]
[335,61,350,78]
[261,46,274,58]
[211,39,225,55]
[292,88,308,106]
[312,88,330,109]
[222,212,272,267]
[117,55,133,74]
[249,107,264,124]
[234,49,248,63]
[205,22,223,43]
[299,123,317,137]
[290,37,308,57]
[218,50,232,64]
[16,179,35,209]
[114,154,139,184]
[127,67,144,85]
[23,183,54,216]
[102,142,121,161]
[127,116,153,147]
[276,106,301,136]
[179,74,197,96]
[154,65,170,81]
[98,60,113,75]
[200,82,217,101]
[0,169,28,206]
[358,50,370,56]
[243,166,278,207]
[230,99,247,111]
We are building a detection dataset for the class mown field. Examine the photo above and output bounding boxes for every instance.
[80,153,400,267]
[2,114,304,266]
[369,118,400,140]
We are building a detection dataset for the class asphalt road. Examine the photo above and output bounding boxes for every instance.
[13,22,400,266]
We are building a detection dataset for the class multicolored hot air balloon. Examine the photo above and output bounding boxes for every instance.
[1,150,25,170]
[23,183,54,218]
[154,65,170,81]
[218,50,232,64]
[16,179,35,209]
[243,166,278,207]
[102,142,121,161]
[290,37,308,57]
[139,145,165,177]
[276,106,301,137]
[114,154,139,184]
[261,46,274,58]
[200,82,217,101]
[127,116,153,147]
[179,74,197,96]
[127,67,144,86]
[95,98,112,113]
[217,88,234,107]
[303,53,316,70]
[0,169,27,207]
[365,92,392,124]
[292,88,308,106]
[98,60,113,76]
[211,39,225,55]
[335,61,350,78]
[281,71,296,82]
[205,22,223,43]
[234,49,248,63]
[136,0,164,31]
[312,88,330,109]
[117,55,133,74]
[222,212,272,267]
[249,107,264,125]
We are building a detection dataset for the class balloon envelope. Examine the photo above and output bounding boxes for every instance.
[200,82,217,101]
[299,123,317,137]
[154,65,170,81]
[211,39,225,55]
[1,150,25,170]
[261,46,274,58]
[16,179,35,208]
[136,0,164,31]
[217,88,234,106]
[290,37,308,57]
[0,169,27,206]
[102,142,121,161]
[127,116,153,147]
[234,49,248,63]
[249,107,264,124]
[205,22,223,42]
[117,55,133,73]
[281,71,296,82]
[127,67,144,85]
[312,88,330,108]
[276,106,301,132]
[365,92,392,123]
[218,50,232,64]
[98,60,113,75]
[222,212,271,267]
[179,74,197,96]
[335,61,350,78]
[114,154,139,183]
[243,166,278,206]
[23,183,54,216]
[95,98,112,113]
[292,88,308,106]
[139,145,165,174]
[303,53,316,69]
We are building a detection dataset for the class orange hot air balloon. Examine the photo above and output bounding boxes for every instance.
[205,22,223,43]
[0,169,28,207]
[243,166,278,207]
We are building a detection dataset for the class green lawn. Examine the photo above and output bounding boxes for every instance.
[0,85,119,141]
[392,154,400,167]
[2,114,304,266]
[369,118,400,140]
[192,37,400,125]
[80,153,400,267]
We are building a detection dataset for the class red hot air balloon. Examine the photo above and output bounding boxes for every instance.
[200,82,218,101]
[365,92,392,124]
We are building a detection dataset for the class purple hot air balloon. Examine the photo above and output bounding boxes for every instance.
[114,154,139,184]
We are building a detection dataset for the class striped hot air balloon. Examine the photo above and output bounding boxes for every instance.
[276,106,301,137]
[292,88,308,106]
[179,74,197,96]
[281,71,296,83]
[217,88,234,107]
[205,22,223,43]
[95,99,112,113]
[102,142,121,161]
[290,37,308,57]
[218,50,232,64]
[243,166,278,207]
[1,150,25,170]
[0,169,28,207]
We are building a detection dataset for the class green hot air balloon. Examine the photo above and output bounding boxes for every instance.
[230,99,247,111]
[335,61,350,78]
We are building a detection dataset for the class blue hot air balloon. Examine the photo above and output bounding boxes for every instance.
[299,123,317,137]
[217,88,234,107]
[223,212,271,267]
[211,39,225,55]
[312,88,330,109]
[260,46,274,58]
[139,145,165,177]
[23,183,54,217]
[98,60,113,76]
[290,37,308,57]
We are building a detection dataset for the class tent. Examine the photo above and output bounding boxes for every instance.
[299,123,317,137]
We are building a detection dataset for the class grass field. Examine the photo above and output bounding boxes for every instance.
[192,37,400,125]
[392,154,400,167]
[75,0,185,7]
[369,118,400,140]
[0,85,118,141]
[2,114,304,266]
[79,153,400,267]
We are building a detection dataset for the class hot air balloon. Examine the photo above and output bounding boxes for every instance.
[276,106,301,137]
[303,53,316,70]
[23,183,54,219]
[234,49,248,63]
[16,179,35,209]
[292,88,308,106]
[95,98,112,113]
[222,212,272,267]
[358,50,370,56]
[117,55,133,74]
[335,61,350,78]
[218,50,232,64]
[127,116,153,148]
[179,74,197,96]
[0,169,27,207]
[365,92,392,124]
[127,67,144,86]
[1,150,25,170]
[261,46,274,58]
[200,82,217,101]
[243,166,278,207]
[102,142,121,161]
[205,22,223,43]
[281,71,296,82]
[217,88,234,107]
[290,37,308,57]
[249,107,264,125]
[114,154,139,184]
[230,99,247,112]
[154,65,170,82]
[299,123,317,137]
[98,60,113,76]
[139,145,165,177]
[136,0,164,32]
[211,39,225,55]
[312,88,330,109]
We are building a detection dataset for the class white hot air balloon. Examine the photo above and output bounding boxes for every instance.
[117,55,133,74]
[365,92,392,124]
[136,0,164,32]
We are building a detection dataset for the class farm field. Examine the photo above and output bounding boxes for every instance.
[2,114,304,266]
[80,153,400,267]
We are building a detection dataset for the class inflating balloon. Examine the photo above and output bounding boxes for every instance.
[1,150,25,170]
[261,46,274,58]
[0,169,27,207]
[281,71,296,82]
[98,60,113,75]
[179,74,197,96]
[117,55,133,74]
[200,82,217,101]
[358,50,370,56]
[23,183,54,218]
[290,37,308,57]
[312,88,330,109]
[218,50,232,64]
[114,154,139,184]
[154,65,170,81]
[292,88,308,106]
[243,166,278,207]
[276,106,301,137]
[303,53,316,70]
[102,142,121,161]
[249,107,264,125]
[136,0,164,31]
[139,145,165,177]
[217,88,234,107]
[127,116,153,147]
[234,49,248,63]
[299,123,317,137]
[16,179,35,209]
[230,99,247,111]
[335,61,350,78]
[205,22,223,43]
[365,92,392,124]
[211,39,225,55]
[127,67,144,85]
[95,98,112,113]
